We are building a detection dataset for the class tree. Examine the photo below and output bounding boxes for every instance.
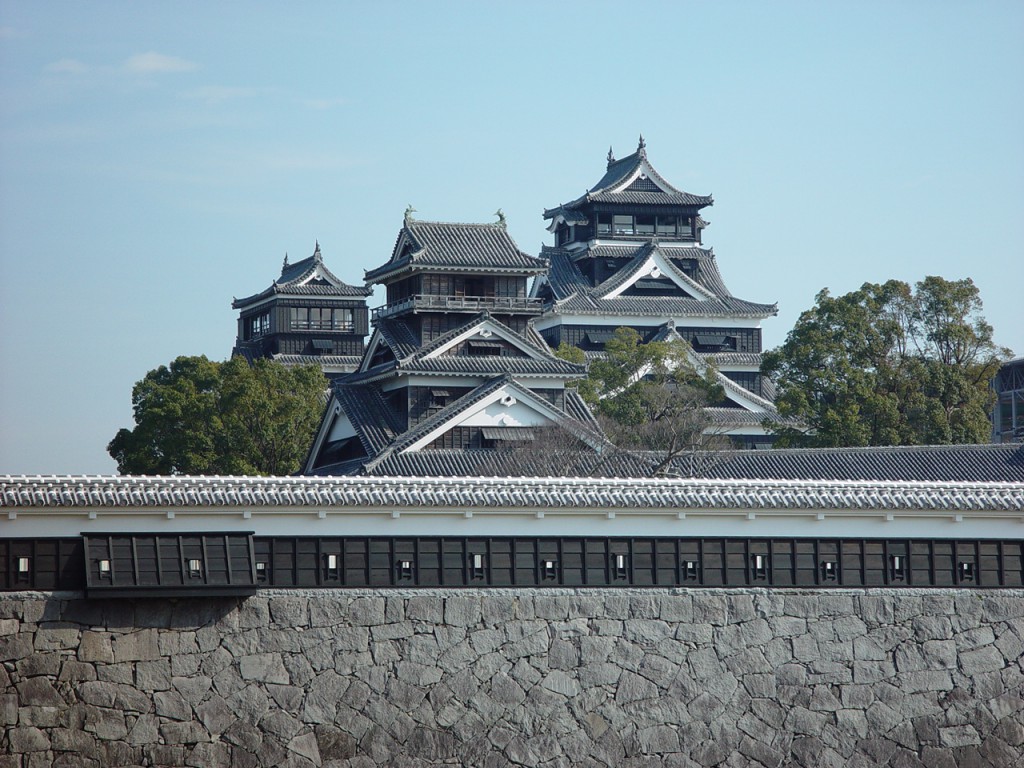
[762,277,1010,447]
[553,328,729,476]
[108,356,326,475]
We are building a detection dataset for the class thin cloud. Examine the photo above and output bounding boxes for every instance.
[181,85,269,105]
[45,58,90,74]
[301,97,347,110]
[123,52,198,74]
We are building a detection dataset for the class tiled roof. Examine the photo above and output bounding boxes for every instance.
[365,219,546,283]
[373,318,420,360]
[272,354,362,369]
[592,244,713,301]
[348,313,586,384]
[696,352,765,367]
[564,389,602,433]
[586,191,712,206]
[4,471,1021,513]
[233,247,371,308]
[580,245,734,298]
[543,146,713,219]
[400,356,588,377]
[331,384,403,457]
[700,444,1024,484]
[542,249,776,319]
[363,376,516,469]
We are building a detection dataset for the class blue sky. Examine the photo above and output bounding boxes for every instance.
[2,1,1022,474]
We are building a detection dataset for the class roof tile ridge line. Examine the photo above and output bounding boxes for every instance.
[408,218,508,229]
[363,375,512,468]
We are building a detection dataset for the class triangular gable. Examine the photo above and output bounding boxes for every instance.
[304,397,350,473]
[399,380,603,454]
[607,156,681,196]
[293,260,347,289]
[358,329,398,373]
[599,249,715,302]
[417,316,551,363]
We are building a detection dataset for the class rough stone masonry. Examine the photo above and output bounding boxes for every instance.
[1,588,1023,767]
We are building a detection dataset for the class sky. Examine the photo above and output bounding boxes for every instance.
[1,1,1022,475]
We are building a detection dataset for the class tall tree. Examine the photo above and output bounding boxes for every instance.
[108,356,325,475]
[762,277,1009,447]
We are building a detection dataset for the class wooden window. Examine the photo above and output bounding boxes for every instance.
[597,213,612,235]
[635,215,655,235]
[613,215,634,235]
[333,308,354,331]
[656,216,677,236]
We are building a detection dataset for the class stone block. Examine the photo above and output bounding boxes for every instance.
[348,597,385,626]
[288,731,321,764]
[0,633,34,662]
[692,596,727,625]
[269,597,308,627]
[155,689,193,720]
[615,671,658,704]
[541,670,580,698]
[160,719,210,745]
[57,660,97,683]
[239,653,289,685]
[17,677,63,708]
[912,615,953,641]
[127,712,160,745]
[112,629,160,662]
[186,741,231,768]
[172,674,213,706]
[0,693,18,725]
[657,594,692,623]
[8,726,50,752]
[939,725,981,747]
[900,669,954,694]
[196,693,236,735]
[960,646,1005,675]
[444,596,482,627]
[83,705,128,741]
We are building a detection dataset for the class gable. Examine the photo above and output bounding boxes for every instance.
[609,158,675,195]
[360,330,398,372]
[399,381,602,454]
[420,318,548,363]
[306,400,367,472]
[600,251,715,302]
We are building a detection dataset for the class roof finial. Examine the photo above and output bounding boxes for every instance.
[282,252,289,270]
[638,134,646,155]
[606,146,615,167]
[404,205,416,225]
[494,208,506,228]
[313,240,322,261]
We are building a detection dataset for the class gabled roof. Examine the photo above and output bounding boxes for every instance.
[233,243,371,308]
[351,313,586,382]
[700,443,1024,483]
[365,216,546,283]
[542,247,777,320]
[353,376,606,474]
[544,138,713,220]
[304,442,1024,482]
[593,243,716,302]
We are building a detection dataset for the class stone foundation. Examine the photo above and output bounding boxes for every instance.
[2,589,1023,767]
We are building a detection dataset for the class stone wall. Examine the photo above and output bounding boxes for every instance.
[2,589,1023,767]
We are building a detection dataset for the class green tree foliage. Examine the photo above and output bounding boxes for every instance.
[557,328,728,474]
[762,277,1010,447]
[108,356,326,475]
